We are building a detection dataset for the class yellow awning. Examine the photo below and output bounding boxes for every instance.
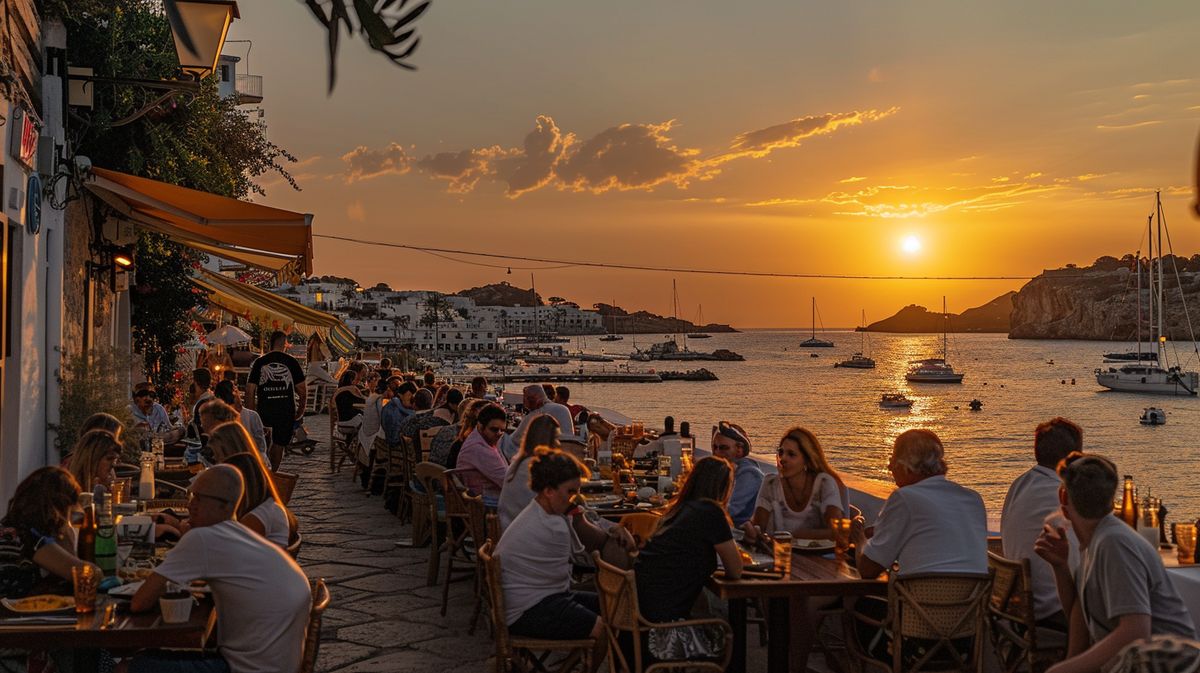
[191,269,356,356]
[85,167,314,277]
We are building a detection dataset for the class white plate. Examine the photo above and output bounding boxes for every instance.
[791,538,835,552]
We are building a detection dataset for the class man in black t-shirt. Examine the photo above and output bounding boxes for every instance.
[245,331,306,470]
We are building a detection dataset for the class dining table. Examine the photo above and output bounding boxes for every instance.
[0,595,216,651]
[707,549,886,673]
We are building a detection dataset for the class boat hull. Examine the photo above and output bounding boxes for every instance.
[836,360,876,369]
[800,339,834,348]
[1096,370,1198,395]
[905,373,964,383]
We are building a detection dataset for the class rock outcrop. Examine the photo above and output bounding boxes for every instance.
[863,293,1015,333]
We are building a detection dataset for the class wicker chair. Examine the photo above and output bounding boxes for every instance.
[285,531,303,561]
[272,471,298,506]
[419,426,442,459]
[478,541,595,673]
[592,551,731,672]
[987,552,1066,673]
[142,498,188,510]
[327,398,358,474]
[464,498,498,636]
[414,462,448,585]
[297,578,331,673]
[845,572,994,673]
[439,470,479,617]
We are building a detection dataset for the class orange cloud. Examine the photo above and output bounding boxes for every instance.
[722,108,898,160]
[342,143,412,182]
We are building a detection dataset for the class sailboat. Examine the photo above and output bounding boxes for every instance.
[905,297,964,383]
[688,305,712,339]
[800,298,834,347]
[1095,193,1199,395]
[599,298,624,341]
[835,310,875,368]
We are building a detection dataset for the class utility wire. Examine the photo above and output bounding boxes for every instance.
[313,234,1039,281]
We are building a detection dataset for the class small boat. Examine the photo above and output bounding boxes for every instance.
[968,399,983,411]
[880,393,914,408]
[599,334,624,342]
[688,304,712,339]
[836,311,876,368]
[905,297,964,383]
[800,298,834,347]
[1139,407,1166,425]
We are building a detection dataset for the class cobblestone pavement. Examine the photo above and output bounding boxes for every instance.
[290,419,493,673]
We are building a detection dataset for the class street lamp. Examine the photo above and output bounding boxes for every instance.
[169,0,240,79]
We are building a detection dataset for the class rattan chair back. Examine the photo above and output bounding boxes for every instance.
[298,578,331,673]
[889,571,993,673]
[988,551,1063,673]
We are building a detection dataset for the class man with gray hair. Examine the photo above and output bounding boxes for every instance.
[501,384,578,461]
[129,465,312,673]
[850,428,987,580]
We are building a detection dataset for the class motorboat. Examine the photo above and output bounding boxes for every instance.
[599,334,624,341]
[800,297,834,347]
[1139,407,1166,425]
[1096,193,1199,396]
[906,297,964,383]
[880,394,914,408]
[968,399,983,411]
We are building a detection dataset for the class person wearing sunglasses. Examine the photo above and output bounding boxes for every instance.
[1035,454,1195,673]
[131,383,171,434]
[709,421,763,526]
[130,465,311,673]
[455,404,511,504]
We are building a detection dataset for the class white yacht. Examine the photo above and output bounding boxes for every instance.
[800,297,834,348]
[1095,193,1199,396]
[905,297,964,383]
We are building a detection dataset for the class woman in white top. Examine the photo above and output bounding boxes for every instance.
[498,415,561,530]
[222,451,297,547]
[742,426,847,543]
[305,333,338,385]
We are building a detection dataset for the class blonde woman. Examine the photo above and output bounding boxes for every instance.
[67,430,122,491]
[206,421,259,464]
[742,426,847,543]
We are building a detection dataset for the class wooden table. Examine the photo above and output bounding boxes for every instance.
[708,551,885,673]
[0,597,215,651]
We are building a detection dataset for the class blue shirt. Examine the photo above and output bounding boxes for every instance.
[380,400,414,446]
[729,456,765,526]
[130,402,171,433]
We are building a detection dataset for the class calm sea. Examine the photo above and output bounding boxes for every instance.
[527,331,1200,519]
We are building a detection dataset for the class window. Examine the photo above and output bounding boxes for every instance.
[220,65,230,82]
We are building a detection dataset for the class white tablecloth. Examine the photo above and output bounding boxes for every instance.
[1162,550,1200,625]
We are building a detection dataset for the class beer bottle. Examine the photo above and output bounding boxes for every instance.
[77,503,97,564]
[94,496,117,576]
[1120,475,1137,527]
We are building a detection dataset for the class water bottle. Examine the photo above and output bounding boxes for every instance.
[138,455,156,501]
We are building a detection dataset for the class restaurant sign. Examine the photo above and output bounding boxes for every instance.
[7,107,38,170]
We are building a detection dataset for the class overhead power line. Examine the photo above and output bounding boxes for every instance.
[313,233,1038,281]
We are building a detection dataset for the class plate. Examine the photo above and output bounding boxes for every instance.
[108,581,210,597]
[791,538,836,552]
[1,595,75,614]
[584,494,623,508]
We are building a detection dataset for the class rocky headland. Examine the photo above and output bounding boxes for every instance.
[863,292,1015,333]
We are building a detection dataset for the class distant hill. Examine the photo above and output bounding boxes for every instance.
[456,282,542,307]
[863,292,1016,333]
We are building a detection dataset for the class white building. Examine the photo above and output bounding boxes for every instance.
[347,319,397,345]
[473,305,603,336]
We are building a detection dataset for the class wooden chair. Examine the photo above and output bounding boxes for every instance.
[592,551,732,672]
[419,426,443,459]
[414,462,447,585]
[987,536,1004,554]
[440,470,479,617]
[387,436,422,524]
[987,552,1066,673]
[285,531,303,560]
[464,496,497,635]
[617,512,661,548]
[297,578,331,673]
[845,572,994,673]
[272,471,298,506]
[478,541,595,673]
[328,398,358,474]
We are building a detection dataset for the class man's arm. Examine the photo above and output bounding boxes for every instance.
[1047,613,1151,673]
[130,572,171,613]
[295,381,307,420]
[244,382,258,411]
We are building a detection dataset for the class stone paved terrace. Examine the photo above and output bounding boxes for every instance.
[293,417,788,673]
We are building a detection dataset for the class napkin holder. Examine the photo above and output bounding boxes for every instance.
[116,515,155,544]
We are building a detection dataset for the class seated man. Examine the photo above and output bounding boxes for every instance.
[130,383,171,434]
[502,385,578,460]
[129,465,311,673]
[380,379,417,447]
[708,421,763,526]
[455,404,510,503]
[1037,454,1195,673]
[496,449,633,646]
[852,428,988,579]
[1001,417,1082,630]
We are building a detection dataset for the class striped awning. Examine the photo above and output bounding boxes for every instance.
[85,167,313,279]
[191,268,356,356]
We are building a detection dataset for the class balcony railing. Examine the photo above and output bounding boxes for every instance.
[235,74,263,103]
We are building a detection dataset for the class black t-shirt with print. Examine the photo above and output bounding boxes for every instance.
[247,351,305,422]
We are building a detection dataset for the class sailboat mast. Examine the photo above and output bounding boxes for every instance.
[1136,248,1142,359]
[1147,214,1154,356]
[531,273,538,342]
[860,309,865,352]
[812,297,816,339]
[943,296,948,360]
[1156,192,1164,362]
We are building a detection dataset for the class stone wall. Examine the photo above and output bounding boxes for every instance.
[61,197,121,358]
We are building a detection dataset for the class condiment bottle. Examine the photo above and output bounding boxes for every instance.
[77,497,97,564]
[139,455,156,501]
[94,495,117,576]
[1120,475,1137,527]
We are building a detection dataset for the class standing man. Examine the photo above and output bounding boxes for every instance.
[245,331,306,471]
[1037,454,1195,673]
[1001,417,1082,631]
[187,368,214,441]
[709,421,763,526]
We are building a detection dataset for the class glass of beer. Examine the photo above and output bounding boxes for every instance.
[1175,523,1197,564]
[831,518,853,557]
[73,564,99,614]
[111,478,130,505]
[772,532,793,576]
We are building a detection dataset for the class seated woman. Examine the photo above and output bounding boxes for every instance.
[432,387,463,424]
[222,452,297,547]
[635,456,744,623]
[0,467,95,598]
[206,421,260,464]
[60,413,125,467]
[66,429,122,493]
[333,369,366,432]
[429,398,486,468]
[498,415,561,530]
[741,426,846,544]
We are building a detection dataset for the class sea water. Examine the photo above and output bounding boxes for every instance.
[539,331,1200,518]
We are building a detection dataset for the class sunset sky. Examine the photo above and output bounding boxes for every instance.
[230,1,1200,328]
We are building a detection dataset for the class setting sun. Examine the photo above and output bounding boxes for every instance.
[901,235,922,255]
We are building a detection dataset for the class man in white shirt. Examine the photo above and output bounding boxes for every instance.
[129,465,311,673]
[213,381,269,466]
[501,385,578,461]
[130,384,171,433]
[1001,417,1082,630]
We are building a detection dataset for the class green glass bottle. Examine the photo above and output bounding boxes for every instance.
[94,496,117,576]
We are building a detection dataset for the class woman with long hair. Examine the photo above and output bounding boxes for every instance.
[206,421,259,464]
[742,426,846,544]
[0,467,92,597]
[334,368,365,429]
[498,415,562,530]
[222,452,297,547]
[635,456,743,622]
[66,430,122,491]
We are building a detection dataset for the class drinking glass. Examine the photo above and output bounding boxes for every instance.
[111,478,130,505]
[72,564,99,614]
[772,532,793,576]
[1175,523,1197,564]
[831,518,853,556]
